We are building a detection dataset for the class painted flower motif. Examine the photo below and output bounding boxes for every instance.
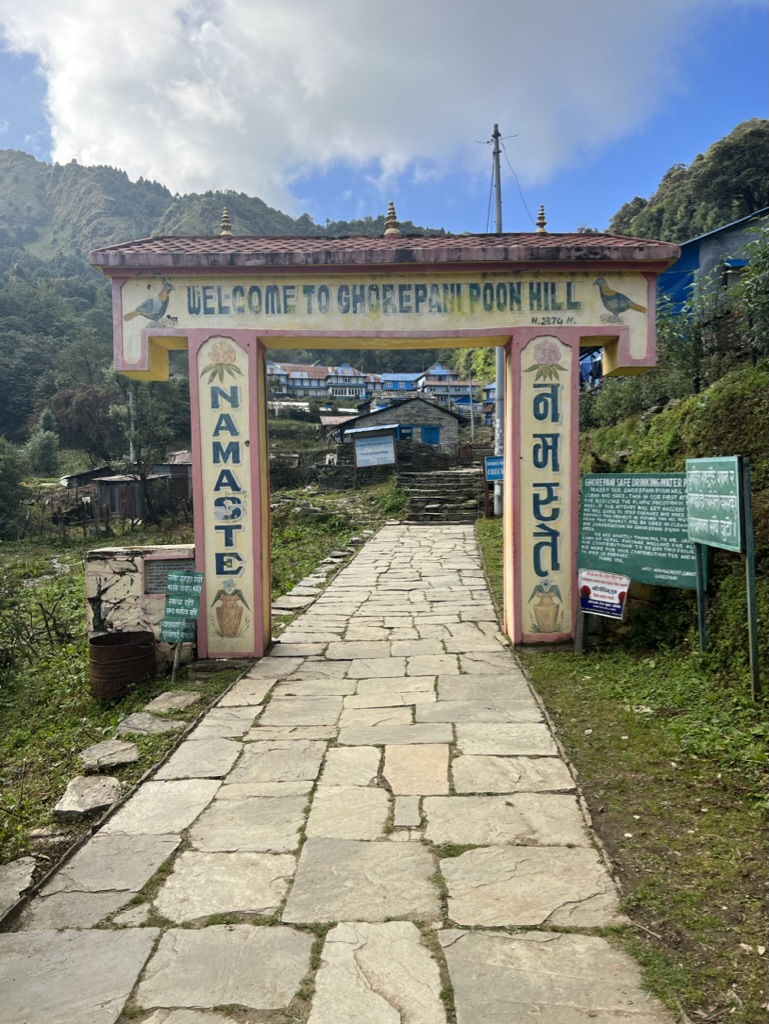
[200,340,243,383]
[524,338,566,381]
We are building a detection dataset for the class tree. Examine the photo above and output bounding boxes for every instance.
[731,224,769,360]
[0,437,25,538]
[607,119,769,241]
[24,407,60,476]
[48,384,122,463]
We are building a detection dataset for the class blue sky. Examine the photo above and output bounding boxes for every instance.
[0,0,766,235]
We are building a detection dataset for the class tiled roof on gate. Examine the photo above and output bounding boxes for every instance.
[89,232,680,270]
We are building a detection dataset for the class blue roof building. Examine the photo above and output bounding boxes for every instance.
[657,208,768,313]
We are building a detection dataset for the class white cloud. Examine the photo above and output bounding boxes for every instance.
[0,0,735,213]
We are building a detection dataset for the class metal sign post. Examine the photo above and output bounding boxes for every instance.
[686,456,759,700]
[161,571,204,683]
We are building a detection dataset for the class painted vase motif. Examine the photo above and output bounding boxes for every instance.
[532,592,560,633]
[215,595,244,637]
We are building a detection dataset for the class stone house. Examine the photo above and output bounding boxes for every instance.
[338,396,463,452]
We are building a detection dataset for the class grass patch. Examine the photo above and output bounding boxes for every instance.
[525,650,769,1021]
[475,518,504,614]
[475,517,768,1023]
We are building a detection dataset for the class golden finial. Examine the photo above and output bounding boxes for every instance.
[384,201,401,236]
[220,207,232,237]
[535,204,547,233]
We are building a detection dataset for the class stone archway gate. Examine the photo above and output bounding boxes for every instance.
[90,231,678,659]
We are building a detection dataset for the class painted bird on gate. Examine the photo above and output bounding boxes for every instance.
[123,279,175,322]
[593,277,646,320]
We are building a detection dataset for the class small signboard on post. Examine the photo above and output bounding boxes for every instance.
[483,455,503,517]
[685,456,741,552]
[161,570,204,682]
[349,426,397,487]
[685,456,759,700]
[578,569,630,620]
[353,433,396,468]
[161,571,204,643]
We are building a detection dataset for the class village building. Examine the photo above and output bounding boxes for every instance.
[337,395,463,451]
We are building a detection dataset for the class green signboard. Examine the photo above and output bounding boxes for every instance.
[579,474,696,589]
[685,456,742,553]
[161,570,204,643]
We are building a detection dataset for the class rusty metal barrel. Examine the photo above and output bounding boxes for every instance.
[89,631,157,699]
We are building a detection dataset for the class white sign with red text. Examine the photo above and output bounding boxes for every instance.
[578,569,630,620]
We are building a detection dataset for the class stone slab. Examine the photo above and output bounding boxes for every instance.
[346,657,407,678]
[0,856,35,917]
[116,713,188,737]
[244,656,304,678]
[259,695,343,726]
[326,641,393,660]
[17,891,134,930]
[338,724,453,746]
[452,755,575,793]
[217,678,273,706]
[456,723,558,756]
[154,851,295,921]
[417,700,542,724]
[441,846,624,927]
[154,738,241,779]
[393,795,421,828]
[344,689,436,708]
[407,654,460,675]
[100,780,220,835]
[269,641,326,657]
[274,677,357,696]
[137,926,312,1010]
[79,739,139,771]
[144,691,202,712]
[272,595,315,610]
[459,652,519,674]
[244,724,337,741]
[53,776,121,820]
[443,636,505,653]
[340,706,413,728]
[217,780,312,798]
[344,626,390,641]
[308,921,446,1024]
[284,660,352,680]
[144,1012,236,1024]
[306,785,388,840]
[0,928,159,1024]
[424,794,589,846]
[390,639,445,657]
[384,744,449,795]
[189,706,257,737]
[440,929,673,1024]
[356,676,435,695]
[279,631,342,643]
[283,838,440,923]
[225,739,326,783]
[319,746,380,786]
[437,675,532,702]
[189,793,307,852]
[42,834,180,895]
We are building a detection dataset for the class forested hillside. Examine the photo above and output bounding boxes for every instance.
[608,118,768,242]
[0,119,766,486]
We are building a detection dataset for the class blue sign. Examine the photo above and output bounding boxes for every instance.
[485,455,504,482]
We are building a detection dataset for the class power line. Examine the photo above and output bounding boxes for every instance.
[485,158,495,233]
[500,138,537,228]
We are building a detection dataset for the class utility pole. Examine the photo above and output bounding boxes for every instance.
[492,123,505,515]
[128,381,137,465]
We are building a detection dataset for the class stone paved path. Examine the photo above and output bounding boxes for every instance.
[0,525,674,1023]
